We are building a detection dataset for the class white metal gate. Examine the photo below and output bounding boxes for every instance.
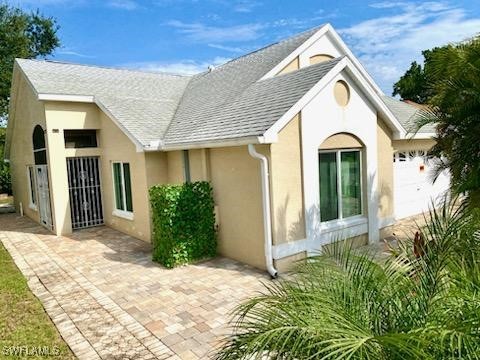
[35,165,53,230]
[67,157,104,229]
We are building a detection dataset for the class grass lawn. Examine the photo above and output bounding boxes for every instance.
[0,242,75,359]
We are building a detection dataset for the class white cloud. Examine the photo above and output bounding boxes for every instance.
[107,0,138,10]
[166,20,265,43]
[121,56,231,75]
[207,43,244,53]
[233,0,261,13]
[56,49,95,58]
[340,1,480,93]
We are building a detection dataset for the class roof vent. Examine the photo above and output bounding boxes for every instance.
[208,65,215,72]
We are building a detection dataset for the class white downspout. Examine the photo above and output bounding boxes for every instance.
[248,144,278,278]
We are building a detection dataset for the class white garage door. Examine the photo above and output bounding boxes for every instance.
[394,149,450,220]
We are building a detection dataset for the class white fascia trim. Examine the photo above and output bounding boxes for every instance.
[263,58,406,141]
[145,136,267,151]
[37,93,95,103]
[260,24,330,80]
[36,93,145,152]
[259,24,384,97]
[342,60,406,138]
[325,25,384,95]
[407,132,436,140]
[263,58,348,140]
[93,100,145,152]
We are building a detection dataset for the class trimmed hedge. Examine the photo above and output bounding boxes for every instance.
[149,181,216,268]
[0,162,11,195]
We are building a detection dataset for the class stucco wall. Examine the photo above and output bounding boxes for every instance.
[167,151,184,184]
[8,72,46,223]
[44,102,100,235]
[97,112,151,241]
[392,139,435,151]
[209,145,266,269]
[189,148,210,181]
[319,132,363,150]
[377,118,395,222]
[278,56,299,75]
[269,114,305,245]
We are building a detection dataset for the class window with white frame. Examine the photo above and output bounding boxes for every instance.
[319,149,362,222]
[27,165,37,210]
[112,162,133,214]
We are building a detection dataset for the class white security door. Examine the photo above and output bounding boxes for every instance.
[67,157,104,229]
[35,165,53,230]
[394,150,450,219]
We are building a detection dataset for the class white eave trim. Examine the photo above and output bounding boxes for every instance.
[407,132,436,140]
[145,136,267,151]
[260,24,384,96]
[260,24,330,80]
[263,57,406,141]
[37,93,95,103]
[37,93,145,152]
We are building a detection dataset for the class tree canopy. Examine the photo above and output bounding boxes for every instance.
[392,47,444,103]
[418,37,480,201]
[0,4,60,124]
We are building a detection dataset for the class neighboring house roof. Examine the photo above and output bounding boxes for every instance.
[381,96,436,135]
[15,59,191,147]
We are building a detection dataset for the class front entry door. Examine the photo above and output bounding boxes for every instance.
[35,165,53,230]
[67,157,104,229]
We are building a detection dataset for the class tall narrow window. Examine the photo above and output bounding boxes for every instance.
[112,162,133,215]
[27,166,37,210]
[319,149,362,222]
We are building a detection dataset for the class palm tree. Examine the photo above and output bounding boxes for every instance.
[417,36,480,203]
[215,199,480,359]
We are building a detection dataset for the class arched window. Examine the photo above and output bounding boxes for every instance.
[33,125,47,165]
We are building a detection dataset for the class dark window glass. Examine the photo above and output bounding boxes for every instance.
[123,163,133,212]
[33,125,46,150]
[34,150,47,165]
[319,152,338,221]
[64,130,98,148]
[113,163,124,210]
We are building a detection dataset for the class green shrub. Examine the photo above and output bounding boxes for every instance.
[149,181,216,268]
[0,162,11,195]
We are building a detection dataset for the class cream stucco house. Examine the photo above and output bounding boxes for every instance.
[5,24,449,276]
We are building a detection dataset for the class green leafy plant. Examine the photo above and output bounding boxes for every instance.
[216,198,480,359]
[149,181,216,268]
[0,162,11,195]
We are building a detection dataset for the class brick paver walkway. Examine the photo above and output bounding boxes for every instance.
[0,214,267,359]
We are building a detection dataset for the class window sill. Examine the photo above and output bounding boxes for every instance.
[320,215,367,233]
[112,209,134,221]
[29,203,37,211]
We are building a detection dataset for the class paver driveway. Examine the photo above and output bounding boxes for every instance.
[0,214,268,359]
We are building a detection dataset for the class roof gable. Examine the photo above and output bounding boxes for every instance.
[15,59,191,147]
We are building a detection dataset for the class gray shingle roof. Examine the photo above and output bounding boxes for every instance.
[165,57,342,145]
[15,26,325,148]
[16,59,191,146]
[381,96,436,134]
[164,26,324,145]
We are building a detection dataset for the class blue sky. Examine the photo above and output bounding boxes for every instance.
[6,0,480,93]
